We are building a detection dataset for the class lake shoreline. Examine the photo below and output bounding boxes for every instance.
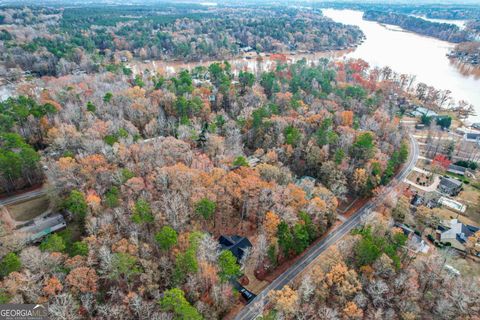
[323,8,480,122]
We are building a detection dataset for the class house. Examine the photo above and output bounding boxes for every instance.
[437,176,462,196]
[409,106,438,118]
[17,214,67,244]
[411,194,424,206]
[395,222,415,237]
[247,156,261,167]
[465,132,480,143]
[412,191,439,209]
[240,46,254,53]
[415,124,426,130]
[288,43,297,51]
[409,233,431,254]
[436,219,479,252]
[394,223,430,254]
[455,127,469,135]
[297,176,317,185]
[444,264,461,276]
[219,235,252,262]
[192,79,203,86]
[447,164,467,176]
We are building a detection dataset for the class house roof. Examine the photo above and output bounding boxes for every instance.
[219,235,252,261]
[440,219,480,245]
[247,156,261,167]
[466,133,480,140]
[439,177,462,189]
[447,164,467,173]
[409,234,430,254]
[17,214,67,243]
[412,106,439,117]
[411,194,424,206]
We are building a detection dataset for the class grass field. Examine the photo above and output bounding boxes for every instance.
[6,195,50,221]
[442,250,480,278]
[455,184,480,225]
[435,207,479,227]
[407,171,434,187]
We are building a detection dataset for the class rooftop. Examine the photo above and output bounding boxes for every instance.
[466,132,480,140]
[439,176,462,189]
[440,219,479,245]
[219,235,252,261]
[410,106,439,117]
[447,164,467,174]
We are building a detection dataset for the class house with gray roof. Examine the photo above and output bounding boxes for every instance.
[409,106,439,118]
[447,164,468,176]
[394,223,430,254]
[465,132,480,143]
[436,219,479,252]
[219,235,252,262]
[17,213,67,244]
[437,176,462,196]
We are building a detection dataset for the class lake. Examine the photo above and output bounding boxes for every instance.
[3,8,479,123]
[322,9,480,123]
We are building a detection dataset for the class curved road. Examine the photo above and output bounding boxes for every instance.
[235,134,419,320]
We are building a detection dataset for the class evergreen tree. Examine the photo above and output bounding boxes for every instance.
[218,250,241,281]
[155,226,178,251]
[0,252,21,278]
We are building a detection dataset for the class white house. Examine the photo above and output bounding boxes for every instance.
[436,219,479,252]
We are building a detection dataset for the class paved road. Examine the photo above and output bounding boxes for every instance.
[0,188,47,207]
[234,134,419,320]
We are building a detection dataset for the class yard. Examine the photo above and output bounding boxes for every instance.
[441,250,480,278]
[434,207,479,227]
[6,194,50,222]
[417,158,432,168]
[407,171,435,187]
[242,262,269,293]
[458,185,480,225]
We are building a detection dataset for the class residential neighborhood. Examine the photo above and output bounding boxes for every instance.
[0,2,480,318]
[401,110,480,263]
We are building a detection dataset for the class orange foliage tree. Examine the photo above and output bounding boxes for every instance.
[66,267,98,294]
